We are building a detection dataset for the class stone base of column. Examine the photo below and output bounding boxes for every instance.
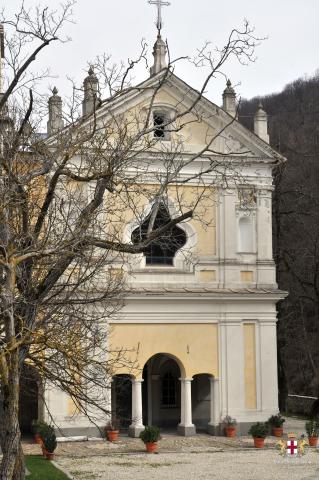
[207,423,221,436]
[177,424,196,436]
[128,425,144,438]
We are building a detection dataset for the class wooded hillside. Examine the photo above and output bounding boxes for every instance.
[240,74,319,411]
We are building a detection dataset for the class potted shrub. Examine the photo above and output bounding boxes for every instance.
[267,414,285,437]
[305,419,319,447]
[140,426,160,453]
[32,420,47,445]
[33,421,50,456]
[248,422,268,448]
[222,416,237,437]
[42,425,57,460]
[106,419,120,442]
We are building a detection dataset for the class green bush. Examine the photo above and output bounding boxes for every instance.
[222,415,237,426]
[106,418,120,431]
[139,426,160,444]
[42,425,57,453]
[248,422,268,439]
[305,419,319,437]
[31,420,49,436]
[267,414,285,428]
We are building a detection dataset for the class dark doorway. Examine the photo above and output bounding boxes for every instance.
[192,374,211,430]
[19,364,40,435]
[143,354,181,429]
[112,375,132,429]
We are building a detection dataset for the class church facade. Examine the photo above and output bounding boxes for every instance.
[41,32,286,437]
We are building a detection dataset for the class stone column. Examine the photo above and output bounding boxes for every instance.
[208,377,221,435]
[128,379,144,437]
[178,378,196,436]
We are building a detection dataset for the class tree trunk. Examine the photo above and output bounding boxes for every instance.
[0,350,25,480]
[12,444,25,480]
[277,339,288,413]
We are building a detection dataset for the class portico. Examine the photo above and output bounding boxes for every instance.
[123,353,220,437]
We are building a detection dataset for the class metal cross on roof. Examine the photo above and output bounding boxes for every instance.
[148,0,171,33]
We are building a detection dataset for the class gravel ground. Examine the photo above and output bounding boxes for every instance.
[22,417,319,480]
[57,449,319,480]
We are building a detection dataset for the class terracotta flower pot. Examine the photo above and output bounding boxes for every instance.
[145,442,158,453]
[225,426,236,437]
[107,430,119,442]
[273,427,283,437]
[34,433,43,445]
[308,436,318,447]
[46,452,55,461]
[253,437,265,448]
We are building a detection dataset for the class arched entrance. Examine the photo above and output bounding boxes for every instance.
[19,364,41,435]
[142,353,181,429]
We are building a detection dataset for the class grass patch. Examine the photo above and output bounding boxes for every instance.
[26,455,69,480]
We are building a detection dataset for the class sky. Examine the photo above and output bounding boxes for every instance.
[5,0,319,105]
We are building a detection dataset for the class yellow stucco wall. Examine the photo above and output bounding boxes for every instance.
[168,185,216,256]
[199,270,216,282]
[110,323,218,379]
[107,88,217,153]
[67,398,79,416]
[243,323,257,409]
[73,85,219,259]
[241,271,254,283]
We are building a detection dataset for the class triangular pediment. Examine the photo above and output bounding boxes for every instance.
[76,71,285,164]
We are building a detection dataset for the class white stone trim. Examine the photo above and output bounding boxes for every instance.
[219,321,228,417]
[129,379,144,430]
[179,378,195,428]
[208,377,221,426]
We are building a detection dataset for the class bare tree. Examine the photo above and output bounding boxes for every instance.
[0,2,261,479]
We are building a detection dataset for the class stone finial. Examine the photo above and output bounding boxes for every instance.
[254,100,269,144]
[47,86,63,135]
[82,66,99,116]
[222,79,237,118]
[150,34,167,76]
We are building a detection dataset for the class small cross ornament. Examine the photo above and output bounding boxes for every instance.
[148,0,171,33]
